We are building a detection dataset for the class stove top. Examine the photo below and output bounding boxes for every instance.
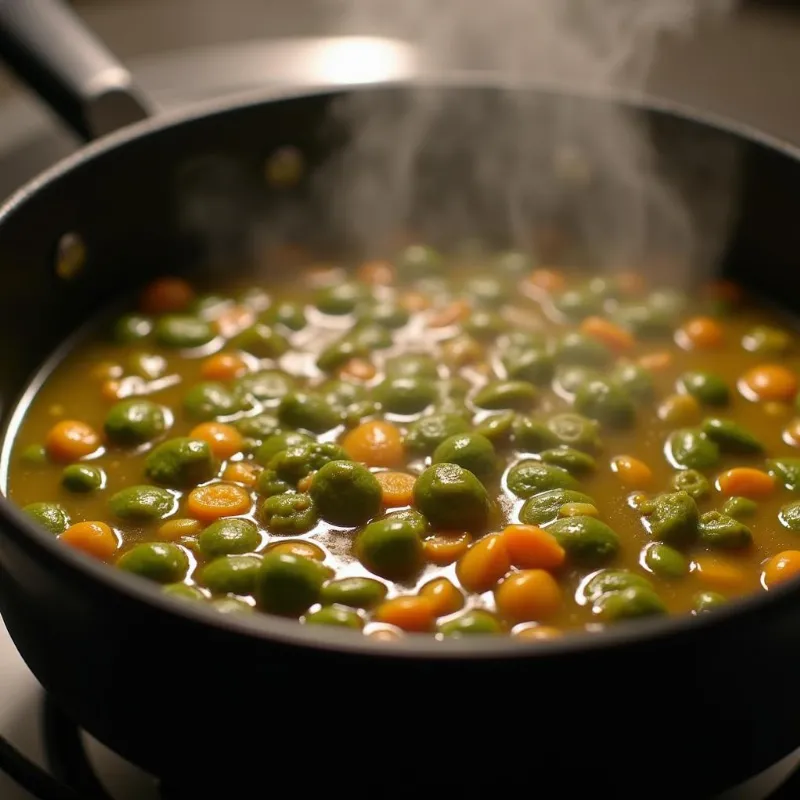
[2,29,800,800]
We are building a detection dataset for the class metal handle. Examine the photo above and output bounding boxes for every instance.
[0,0,152,140]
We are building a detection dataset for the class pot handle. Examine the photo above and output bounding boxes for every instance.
[0,0,152,140]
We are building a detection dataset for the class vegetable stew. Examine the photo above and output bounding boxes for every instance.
[8,246,800,640]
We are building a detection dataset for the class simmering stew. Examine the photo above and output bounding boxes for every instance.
[7,247,800,640]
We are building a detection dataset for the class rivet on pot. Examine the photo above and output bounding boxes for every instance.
[55,232,86,280]
[265,146,304,188]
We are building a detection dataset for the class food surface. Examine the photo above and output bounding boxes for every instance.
[7,247,800,640]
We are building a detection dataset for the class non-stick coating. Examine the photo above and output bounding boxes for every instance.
[0,82,799,794]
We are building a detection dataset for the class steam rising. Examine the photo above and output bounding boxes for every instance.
[316,0,740,280]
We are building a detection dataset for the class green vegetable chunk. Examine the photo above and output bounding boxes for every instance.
[62,464,105,493]
[260,492,318,534]
[199,518,261,558]
[722,496,758,519]
[574,378,635,428]
[163,583,206,602]
[356,516,424,580]
[741,325,790,355]
[644,491,699,545]
[183,382,243,421]
[256,469,293,498]
[114,313,152,343]
[546,413,600,451]
[254,552,330,615]
[228,324,288,358]
[413,463,490,531]
[200,554,262,595]
[154,315,215,348]
[439,610,503,636]
[666,428,720,470]
[669,469,710,499]
[255,431,313,466]
[592,586,667,621]
[767,458,800,491]
[540,447,596,474]
[310,461,382,527]
[104,399,168,445]
[405,412,470,455]
[277,393,342,434]
[676,371,730,406]
[547,516,620,564]
[612,363,655,401]
[234,370,295,405]
[315,282,371,315]
[519,489,595,527]
[22,502,70,534]
[506,460,579,499]
[145,438,216,487]
[320,577,387,609]
[432,433,497,482]
[472,380,537,411]
[555,332,612,366]
[109,485,176,520]
[305,605,364,629]
[268,442,349,483]
[701,418,763,453]
[374,377,437,415]
[698,511,753,550]
[117,543,189,583]
[692,591,727,614]
[582,569,653,601]
[642,543,688,579]
[779,500,800,532]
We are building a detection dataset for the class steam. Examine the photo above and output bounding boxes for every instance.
[314,0,740,280]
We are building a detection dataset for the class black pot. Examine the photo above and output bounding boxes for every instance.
[1,2,799,796]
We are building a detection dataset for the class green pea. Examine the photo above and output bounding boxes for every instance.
[612,304,673,337]
[405,414,468,456]
[310,460,382,527]
[644,491,699,545]
[315,282,371,315]
[432,433,497,482]
[642,543,688,579]
[698,511,752,550]
[356,516,424,580]
[666,428,720,470]
[413,463,490,532]
[320,577,387,609]
[547,413,601,451]
[375,377,437,415]
[269,442,349,483]
[574,378,635,429]
[511,416,556,453]
[592,586,667,621]
[692,590,727,614]
[669,469,710,499]
[198,518,261,558]
[261,301,307,331]
[184,382,243,421]
[439,610,503,636]
[386,509,428,537]
[582,569,653,602]
[234,414,281,442]
[547,516,620,564]
[555,332,612,367]
[766,458,800,491]
[316,338,366,372]
[552,288,603,321]
[62,464,105,493]
[278,392,342,433]
[611,363,655,401]
[22,502,70,534]
[349,323,393,351]
[114,313,153,343]
[321,380,366,409]
[741,325,791,355]
[462,309,506,341]
[117,543,190,584]
[779,500,800,532]
[475,411,516,446]
[234,370,295,406]
[154,315,215,348]
[701,417,763,453]
[384,353,439,381]
[503,347,555,386]
[255,431,313,466]
[260,492,318,534]
[212,597,254,614]
[200,554,262,595]
[163,583,206,602]
[540,447,596,474]
[20,444,47,465]
[397,244,444,279]
[254,552,330,615]
[472,380,537,411]
[305,605,364,629]
[553,365,602,398]
[109,485,177,520]
[722,496,758,520]
[518,489,595,527]
[360,302,410,329]
[229,324,288,358]
[506,460,579,499]
[144,438,216,488]
[256,469,293,498]
[676,371,730,407]
[104,399,168,445]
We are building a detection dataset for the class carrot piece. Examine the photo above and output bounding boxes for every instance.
[342,420,405,468]
[528,268,566,293]
[266,540,326,561]
[157,518,202,541]
[189,422,244,460]
[419,578,464,616]
[638,351,673,371]
[221,461,261,487]
[740,364,799,403]
[373,596,436,632]
[374,471,416,507]
[495,570,562,623]
[763,550,800,589]
[501,524,565,570]
[455,533,511,593]
[693,556,746,591]
[45,420,101,462]
[296,473,315,493]
[215,305,255,338]
[610,455,654,489]
[513,624,563,640]
[338,358,377,381]
[423,532,472,565]
[186,483,252,521]
[427,299,471,328]
[717,467,775,499]
[356,260,395,286]
[579,316,635,353]
[59,521,118,560]
[677,316,724,349]
[140,276,194,314]
[200,352,249,381]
